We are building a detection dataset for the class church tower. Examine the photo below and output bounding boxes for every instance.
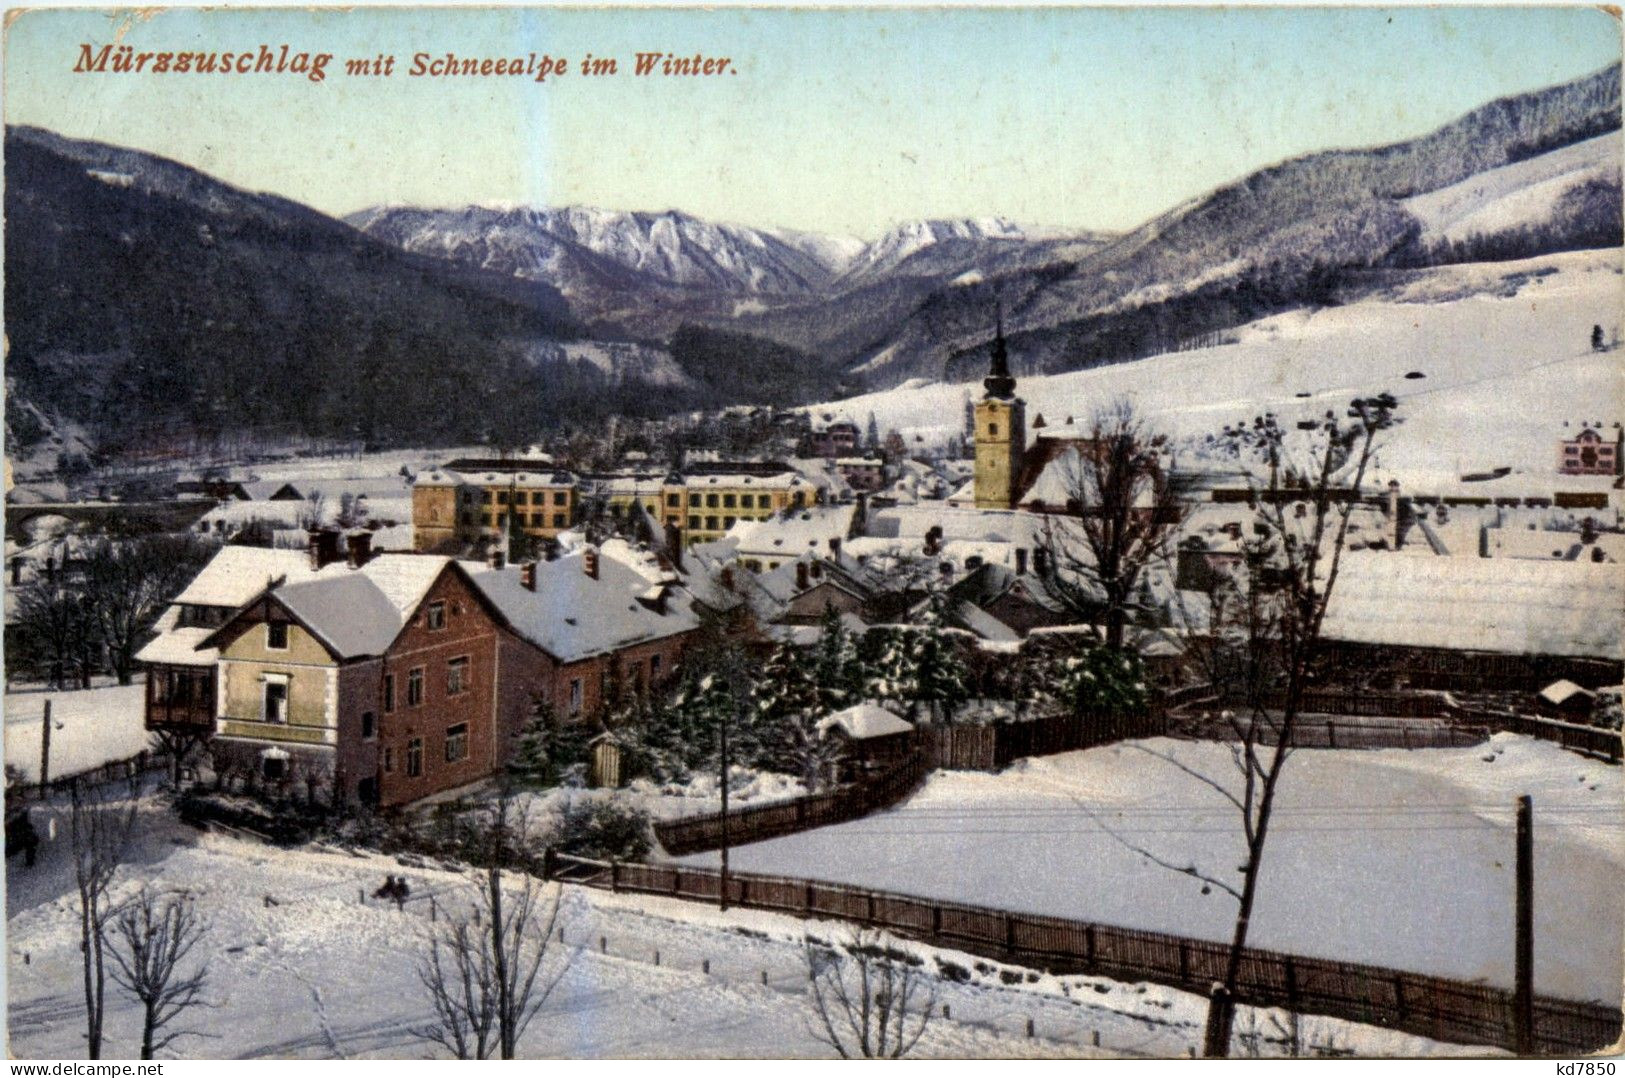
[973,313,1026,510]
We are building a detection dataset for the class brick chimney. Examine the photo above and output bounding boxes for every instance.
[520,562,537,591]
[924,525,943,557]
[796,562,809,590]
[345,531,373,569]
[1015,547,1028,576]
[308,528,341,571]
[488,547,506,571]
[720,566,735,590]
[583,547,599,580]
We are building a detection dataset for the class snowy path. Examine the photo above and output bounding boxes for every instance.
[3,798,1476,1059]
[672,734,1624,1004]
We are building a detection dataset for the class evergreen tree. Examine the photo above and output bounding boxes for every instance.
[507,700,590,788]
[1043,641,1150,715]
[865,412,881,454]
[811,605,862,713]
[909,590,971,725]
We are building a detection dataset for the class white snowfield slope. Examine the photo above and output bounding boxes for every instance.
[817,250,1623,488]
[2,682,149,784]
[3,806,1474,1059]
[674,735,1624,1005]
[1404,134,1622,245]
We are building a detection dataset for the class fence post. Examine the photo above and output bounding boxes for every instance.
[1178,941,1190,983]
[610,860,620,893]
[1004,912,1017,956]
[1327,721,1336,749]
[805,881,815,915]
[931,905,942,941]
[1085,925,1096,970]
[1203,984,1235,1058]
[1284,958,1299,1013]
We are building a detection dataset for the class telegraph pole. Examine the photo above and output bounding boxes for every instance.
[39,699,53,796]
[1514,794,1534,1056]
[718,705,731,912]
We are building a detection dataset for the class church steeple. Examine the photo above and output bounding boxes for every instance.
[983,305,1017,400]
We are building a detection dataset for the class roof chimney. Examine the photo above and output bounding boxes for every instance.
[583,547,599,580]
[795,562,810,590]
[1015,547,1028,576]
[309,528,341,571]
[520,562,537,591]
[828,536,842,558]
[720,566,735,590]
[488,547,506,571]
[346,531,373,569]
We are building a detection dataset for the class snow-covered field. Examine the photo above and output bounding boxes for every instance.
[2,681,151,784]
[673,735,1624,1004]
[4,799,1477,1059]
[814,250,1623,489]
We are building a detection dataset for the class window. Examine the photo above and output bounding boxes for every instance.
[407,667,424,707]
[667,494,680,508]
[383,674,395,713]
[406,738,423,778]
[553,513,566,527]
[445,723,469,763]
[496,490,508,505]
[481,491,492,504]
[383,747,394,773]
[704,516,718,531]
[262,755,286,781]
[263,679,289,724]
[554,491,567,506]
[989,423,999,437]
[569,678,583,715]
[688,493,700,507]
[426,601,447,631]
[361,711,376,740]
[723,494,736,508]
[687,516,700,530]
[724,516,736,528]
[706,494,719,508]
[266,621,289,650]
[447,656,469,696]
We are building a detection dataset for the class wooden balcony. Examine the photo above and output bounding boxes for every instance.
[144,664,217,733]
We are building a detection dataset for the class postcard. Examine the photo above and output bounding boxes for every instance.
[3,4,1622,1063]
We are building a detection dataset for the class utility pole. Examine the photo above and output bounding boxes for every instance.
[39,699,52,796]
[1514,794,1534,1056]
[718,703,731,912]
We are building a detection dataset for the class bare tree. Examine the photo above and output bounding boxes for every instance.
[804,929,937,1059]
[70,778,141,1058]
[1037,401,1188,649]
[106,888,212,1059]
[80,535,209,685]
[1134,395,1399,1056]
[414,793,569,1059]
[14,578,100,690]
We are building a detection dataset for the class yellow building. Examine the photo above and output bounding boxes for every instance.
[412,464,580,552]
[657,468,816,546]
[973,324,1026,510]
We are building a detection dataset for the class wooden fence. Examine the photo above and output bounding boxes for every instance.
[10,750,167,802]
[920,710,1169,772]
[1172,716,1486,752]
[1452,709,1622,764]
[653,752,927,856]
[548,852,1621,1056]
[1230,690,1454,719]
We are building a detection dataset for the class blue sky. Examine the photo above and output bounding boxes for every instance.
[4,6,1619,237]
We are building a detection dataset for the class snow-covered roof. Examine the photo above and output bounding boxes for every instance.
[1538,680,1593,706]
[676,471,805,490]
[1322,553,1624,659]
[273,573,405,659]
[817,703,913,740]
[172,546,326,608]
[836,457,883,468]
[463,552,700,663]
[134,607,220,667]
[727,504,856,558]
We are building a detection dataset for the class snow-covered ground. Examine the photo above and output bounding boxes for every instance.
[4,798,1477,1059]
[1403,134,1622,245]
[673,734,1623,1005]
[2,681,151,784]
[812,250,1623,490]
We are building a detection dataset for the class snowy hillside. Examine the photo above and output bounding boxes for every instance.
[811,250,1624,488]
[1404,133,1622,244]
[837,217,1029,284]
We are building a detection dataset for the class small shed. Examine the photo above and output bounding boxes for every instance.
[1536,679,1595,718]
[588,731,625,789]
[817,703,914,777]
